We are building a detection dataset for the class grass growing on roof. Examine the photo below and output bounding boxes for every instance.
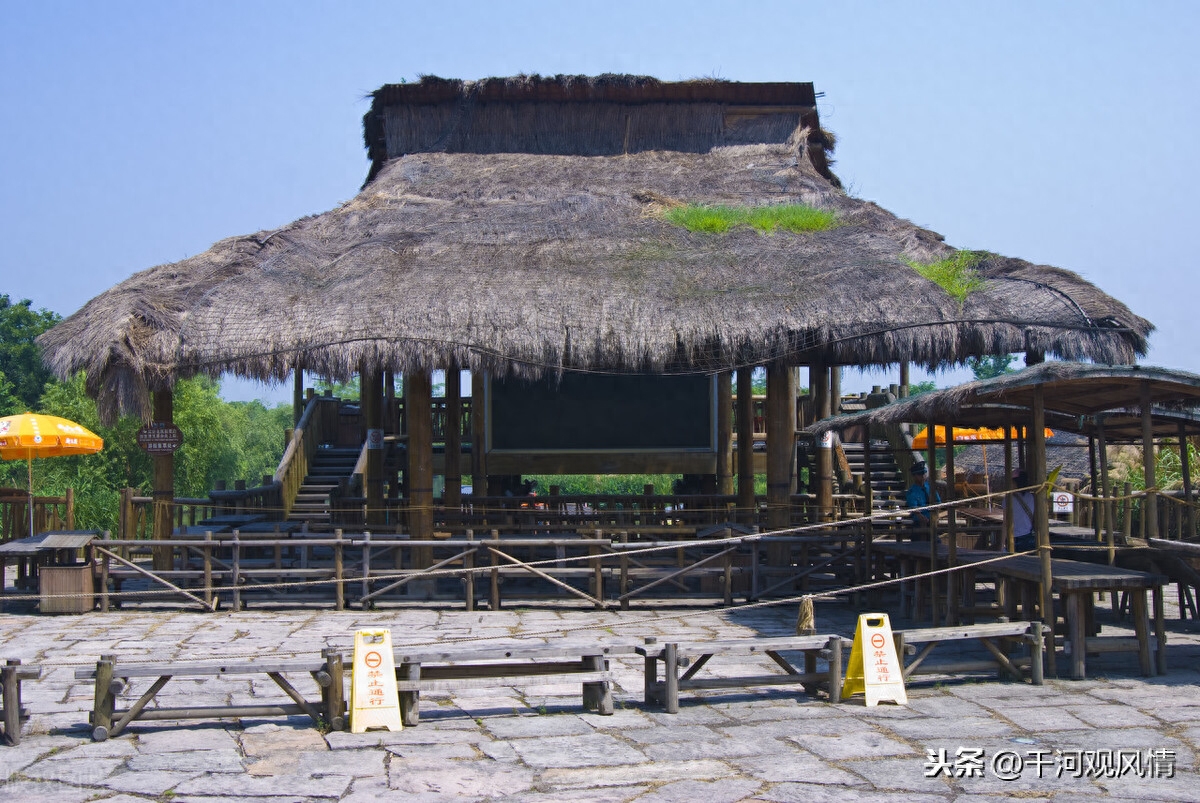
[905,250,990,304]
[664,203,836,234]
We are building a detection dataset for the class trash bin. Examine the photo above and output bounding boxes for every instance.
[39,565,94,614]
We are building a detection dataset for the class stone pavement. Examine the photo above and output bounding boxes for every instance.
[2,596,1200,802]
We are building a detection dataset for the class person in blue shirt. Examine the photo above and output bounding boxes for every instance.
[906,461,940,529]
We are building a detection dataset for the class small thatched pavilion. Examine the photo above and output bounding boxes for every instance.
[39,75,1153,546]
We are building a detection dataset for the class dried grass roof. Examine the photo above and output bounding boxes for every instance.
[39,75,1152,423]
[810,363,1200,438]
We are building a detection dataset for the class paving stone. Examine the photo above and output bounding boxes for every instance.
[538,759,736,789]
[173,771,353,797]
[0,740,57,779]
[641,734,773,760]
[385,741,480,761]
[839,755,959,792]
[786,729,916,761]
[482,714,593,738]
[0,780,99,803]
[997,705,1092,731]
[387,758,535,797]
[877,715,1016,741]
[729,750,866,785]
[126,748,246,773]
[619,724,724,744]
[505,786,651,803]
[240,726,328,757]
[629,777,761,803]
[135,726,240,752]
[100,769,205,795]
[507,733,646,768]
[1065,704,1160,728]
[757,781,950,802]
[22,755,125,784]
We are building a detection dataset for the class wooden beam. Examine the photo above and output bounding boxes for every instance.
[471,371,488,497]
[1142,382,1159,540]
[1098,419,1114,564]
[1181,421,1194,542]
[812,361,832,522]
[445,362,462,509]
[408,371,434,566]
[292,369,303,428]
[767,361,797,531]
[717,372,733,496]
[736,368,756,523]
[361,368,384,526]
[1031,384,1055,677]
[152,389,174,571]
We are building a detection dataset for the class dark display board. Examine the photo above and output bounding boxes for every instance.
[489,374,714,452]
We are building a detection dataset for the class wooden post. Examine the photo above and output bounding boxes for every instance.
[464,530,475,611]
[323,649,346,731]
[361,368,384,526]
[899,362,910,397]
[812,361,833,522]
[927,417,937,622]
[1003,427,1014,553]
[445,361,462,512]
[334,529,344,611]
[1087,436,1100,538]
[152,388,175,571]
[862,436,874,589]
[717,372,734,496]
[767,361,797,535]
[1031,385,1055,677]
[1097,420,1114,563]
[408,370,434,568]
[1123,481,1134,545]
[830,366,841,416]
[944,421,958,626]
[293,369,304,428]
[231,530,242,612]
[736,368,756,524]
[1181,421,1195,542]
[91,655,116,741]
[1141,382,1159,540]
[203,531,213,608]
[471,371,488,499]
[99,530,111,613]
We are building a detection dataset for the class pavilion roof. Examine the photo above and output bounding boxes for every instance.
[39,75,1152,423]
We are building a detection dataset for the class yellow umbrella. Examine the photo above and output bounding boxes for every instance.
[912,425,1053,450]
[0,412,104,536]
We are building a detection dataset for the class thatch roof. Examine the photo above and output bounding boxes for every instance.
[810,363,1200,438]
[39,75,1152,423]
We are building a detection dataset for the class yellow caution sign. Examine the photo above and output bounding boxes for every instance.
[350,629,403,733]
[841,613,907,706]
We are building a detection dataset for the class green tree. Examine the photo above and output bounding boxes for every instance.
[0,368,20,417]
[907,380,937,396]
[967,354,1017,381]
[0,295,60,411]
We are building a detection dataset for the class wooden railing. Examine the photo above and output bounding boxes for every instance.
[0,488,74,542]
[274,395,342,519]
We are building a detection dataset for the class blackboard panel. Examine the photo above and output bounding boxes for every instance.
[490,374,714,451]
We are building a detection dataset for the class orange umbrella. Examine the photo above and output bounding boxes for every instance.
[0,412,104,536]
[912,425,1053,450]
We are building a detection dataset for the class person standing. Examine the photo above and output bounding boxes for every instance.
[1008,471,1037,552]
[906,461,940,530]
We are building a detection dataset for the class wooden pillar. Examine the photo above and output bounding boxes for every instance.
[1031,384,1055,676]
[292,369,304,428]
[1098,420,1114,564]
[152,388,175,571]
[408,371,434,567]
[766,361,797,531]
[926,417,938,622]
[736,368,756,523]
[812,361,833,522]
[471,371,488,497]
[944,421,958,626]
[362,368,384,526]
[1003,427,1014,552]
[717,372,734,496]
[829,366,841,416]
[1141,382,1159,540]
[445,362,462,510]
[1180,421,1194,542]
[1088,436,1100,540]
[899,362,910,398]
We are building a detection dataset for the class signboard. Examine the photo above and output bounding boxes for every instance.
[366,428,385,450]
[1053,492,1074,514]
[842,612,907,706]
[350,629,402,733]
[136,424,184,454]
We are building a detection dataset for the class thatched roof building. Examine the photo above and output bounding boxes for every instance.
[40,75,1152,423]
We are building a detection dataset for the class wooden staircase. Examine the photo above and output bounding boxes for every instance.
[840,439,906,515]
[286,446,360,529]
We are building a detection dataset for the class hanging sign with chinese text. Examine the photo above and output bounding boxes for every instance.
[136,423,184,454]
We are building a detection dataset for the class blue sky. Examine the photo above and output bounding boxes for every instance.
[3,1,1196,403]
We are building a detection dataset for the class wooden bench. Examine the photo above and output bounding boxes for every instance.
[76,651,346,740]
[893,621,1046,684]
[388,641,634,725]
[1,660,40,745]
[637,634,844,713]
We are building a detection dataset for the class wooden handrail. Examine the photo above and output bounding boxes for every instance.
[273,395,339,519]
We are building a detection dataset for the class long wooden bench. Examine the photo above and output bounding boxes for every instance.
[1,660,40,745]
[893,621,1046,684]
[637,634,845,713]
[76,651,346,740]
[388,641,634,726]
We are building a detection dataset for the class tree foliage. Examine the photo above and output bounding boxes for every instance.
[0,296,60,414]
[967,354,1017,381]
